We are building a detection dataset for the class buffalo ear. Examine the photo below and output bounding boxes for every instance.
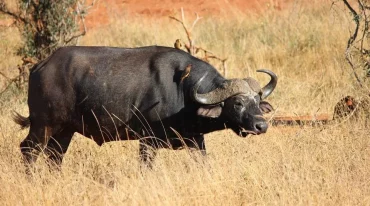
[197,105,222,118]
[260,101,274,114]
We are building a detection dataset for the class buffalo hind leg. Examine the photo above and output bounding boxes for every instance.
[20,124,52,172]
[45,127,75,168]
[139,137,159,169]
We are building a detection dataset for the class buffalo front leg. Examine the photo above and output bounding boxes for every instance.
[139,137,158,169]
[187,135,207,156]
[185,135,208,164]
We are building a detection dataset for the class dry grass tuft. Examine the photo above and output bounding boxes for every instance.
[0,2,370,205]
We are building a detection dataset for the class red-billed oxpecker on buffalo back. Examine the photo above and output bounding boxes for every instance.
[13,46,277,168]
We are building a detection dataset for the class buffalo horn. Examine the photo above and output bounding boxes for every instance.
[193,70,277,105]
[257,69,277,99]
[193,76,253,105]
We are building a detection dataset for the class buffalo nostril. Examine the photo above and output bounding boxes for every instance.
[255,122,268,133]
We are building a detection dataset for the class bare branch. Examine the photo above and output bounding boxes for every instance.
[0,0,96,91]
[0,81,16,95]
[190,13,202,31]
[0,71,24,95]
[0,71,11,81]
[170,10,228,76]
[357,0,367,53]
[181,7,185,24]
[22,57,37,65]
[65,16,86,44]
[65,0,96,44]
[170,10,204,55]
[0,1,27,24]
[342,0,363,87]
[169,15,193,53]
[343,0,359,51]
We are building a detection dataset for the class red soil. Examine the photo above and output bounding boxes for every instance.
[0,0,322,29]
[84,0,293,28]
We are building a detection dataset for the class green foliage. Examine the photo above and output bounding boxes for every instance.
[0,0,92,92]
[17,0,81,60]
[0,0,90,61]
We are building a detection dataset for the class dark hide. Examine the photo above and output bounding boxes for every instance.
[14,46,276,168]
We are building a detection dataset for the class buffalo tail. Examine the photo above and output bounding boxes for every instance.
[13,112,30,129]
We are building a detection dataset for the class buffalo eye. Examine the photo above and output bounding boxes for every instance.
[255,95,261,101]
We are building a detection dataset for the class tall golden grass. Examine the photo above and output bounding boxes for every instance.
[0,1,370,205]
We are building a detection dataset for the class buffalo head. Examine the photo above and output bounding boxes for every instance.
[193,69,277,137]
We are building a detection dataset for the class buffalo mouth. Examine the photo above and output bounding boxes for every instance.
[231,126,261,137]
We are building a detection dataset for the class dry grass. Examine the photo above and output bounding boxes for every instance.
[1,1,370,205]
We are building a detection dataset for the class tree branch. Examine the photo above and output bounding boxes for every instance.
[342,0,363,87]
[169,9,202,55]
[65,0,96,44]
[170,9,228,76]
[0,71,24,95]
[0,1,27,24]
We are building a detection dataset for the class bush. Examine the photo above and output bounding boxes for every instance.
[0,0,94,60]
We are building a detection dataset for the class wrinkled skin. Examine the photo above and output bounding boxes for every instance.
[223,94,268,136]
[196,94,272,137]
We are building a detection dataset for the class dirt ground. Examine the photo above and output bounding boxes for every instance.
[85,0,302,28]
[0,0,322,28]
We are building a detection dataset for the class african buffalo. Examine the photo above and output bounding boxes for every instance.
[14,46,277,167]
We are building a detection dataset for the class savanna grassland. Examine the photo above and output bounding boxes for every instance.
[0,1,370,205]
